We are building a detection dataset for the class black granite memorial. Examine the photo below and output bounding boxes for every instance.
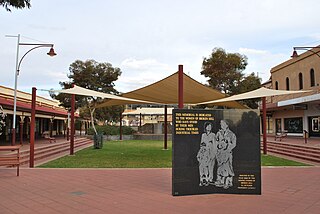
[172,109,261,196]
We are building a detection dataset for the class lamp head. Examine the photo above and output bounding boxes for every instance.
[47,47,57,57]
[291,50,298,58]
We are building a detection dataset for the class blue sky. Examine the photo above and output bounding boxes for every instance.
[1,0,320,98]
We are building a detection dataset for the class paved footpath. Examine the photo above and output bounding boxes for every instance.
[1,167,320,214]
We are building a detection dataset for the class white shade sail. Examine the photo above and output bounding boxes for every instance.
[50,85,157,104]
[196,87,311,105]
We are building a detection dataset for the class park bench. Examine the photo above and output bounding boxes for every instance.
[0,145,21,176]
[42,131,56,143]
[275,130,288,141]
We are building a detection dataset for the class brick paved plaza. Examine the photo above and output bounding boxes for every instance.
[1,167,320,214]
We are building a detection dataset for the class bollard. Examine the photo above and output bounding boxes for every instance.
[303,130,308,144]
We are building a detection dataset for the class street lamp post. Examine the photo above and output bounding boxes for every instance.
[6,34,57,145]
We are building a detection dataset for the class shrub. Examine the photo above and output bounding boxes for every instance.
[87,125,136,135]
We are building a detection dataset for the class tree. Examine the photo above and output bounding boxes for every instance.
[201,47,248,94]
[237,72,262,108]
[51,59,123,134]
[0,0,31,12]
[201,48,261,108]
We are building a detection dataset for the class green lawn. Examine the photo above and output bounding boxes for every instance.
[39,140,310,168]
[261,154,310,166]
[40,140,172,168]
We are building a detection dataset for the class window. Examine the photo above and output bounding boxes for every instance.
[284,117,303,133]
[275,81,279,90]
[267,116,273,134]
[299,73,303,89]
[310,69,315,87]
[286,77,290,90]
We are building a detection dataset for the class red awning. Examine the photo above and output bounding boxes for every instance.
[0,97,69,117]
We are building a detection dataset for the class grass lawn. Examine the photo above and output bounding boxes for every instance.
[40,140,172,168]
[261,154,310,166]
[39,140,310,168]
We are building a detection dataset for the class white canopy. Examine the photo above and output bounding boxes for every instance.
[196,87,311,105]
[50,85,156,104]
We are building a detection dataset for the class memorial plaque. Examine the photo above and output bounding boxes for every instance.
[172,109,261,196]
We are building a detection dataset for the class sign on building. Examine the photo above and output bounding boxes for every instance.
[172,109,261,196]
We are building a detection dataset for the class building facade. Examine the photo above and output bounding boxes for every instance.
[266,46,320,137]
[0,86,70,144]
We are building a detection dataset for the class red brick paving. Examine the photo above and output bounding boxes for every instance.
[1,167,320,214]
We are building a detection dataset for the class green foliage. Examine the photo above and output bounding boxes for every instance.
[0,0,31,11]
[80,105,124,123]
[201,47,247,94]
[50,59,123,122]
[237,72,262,108]
[87,125,136,135]
[201,48,262,108]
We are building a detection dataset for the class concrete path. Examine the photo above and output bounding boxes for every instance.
[1,167,320,214]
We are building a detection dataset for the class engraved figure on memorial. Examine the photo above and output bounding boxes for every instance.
[197,122,216,186]
[215,120,237,189]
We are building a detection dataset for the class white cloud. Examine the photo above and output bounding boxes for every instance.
[237,48,289,83]
[121,58,170,71]
[238,48,268,55]
[117,58,174,92]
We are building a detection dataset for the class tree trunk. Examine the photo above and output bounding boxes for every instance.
[89,107,97,135]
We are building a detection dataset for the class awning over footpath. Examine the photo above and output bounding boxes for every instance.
[196,87,311,105]
[97,72,246,109]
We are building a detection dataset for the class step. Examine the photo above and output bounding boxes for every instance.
[266,145,320,159]
[21,143,92,166]
[20,139,92,160]
[261,143,320,156]
[266,144,320,156]
[33,143,93,167]
[19,138,91,156]
[261,141,320,164]
[267,142,320,153]
[267,148,320,163]
[20,139,93,166]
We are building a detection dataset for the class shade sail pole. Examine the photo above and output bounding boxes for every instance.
[120,112,123,140]
[164,105,168,150]
[262,97,267,155]
[29,87,36,168]
[178,65,183,109]
[70,86,75,155]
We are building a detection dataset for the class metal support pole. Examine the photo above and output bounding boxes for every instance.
[19,119,23,145]
[29,87,36,168]
[63,121,66,138]
[120,112,123,141]
[70,93,75,155]
[164,105,168,150]
[11,34,21,146]
[178,65,184,109]
[67,112,70,141]
[262,97,267,155]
